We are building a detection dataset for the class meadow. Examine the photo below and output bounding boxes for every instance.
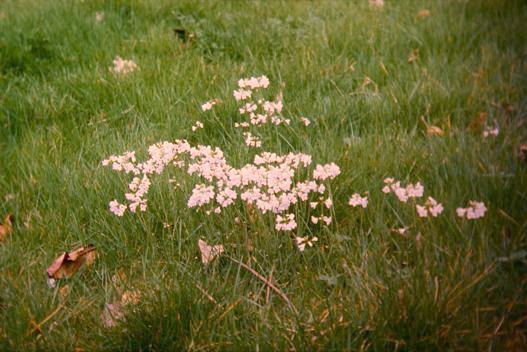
[1,0,526,350]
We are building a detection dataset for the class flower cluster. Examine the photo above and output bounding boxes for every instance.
[456,201,487,219]
[382,178,445,218]
[101,151,137,173]
[313,163,341,181]
[109,200,127,217]
[110,56,138,75]
[416,197,444,218]
[102,76,340,232]
[382,178,424,202]
[243,132,262,148]
[276,214,297,231]
[103,74,490,246]
[238,76,270,90]
[201,100,218,112]
[348,193,368,208]
[482,126,499,138]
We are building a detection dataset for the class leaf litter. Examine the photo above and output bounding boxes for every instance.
[46,245,96,288]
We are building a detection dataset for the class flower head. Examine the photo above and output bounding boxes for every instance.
[110,56,138,75]
[348,193,368,208]
[312,163,340,181]
[109,200,127,217]
[415,197,443,218]
[456,201,487,219]
[192,121,204,132]
[201,100,218,112]
[275,213,297,231]
[300,117,311,126]
[294,236,318,252]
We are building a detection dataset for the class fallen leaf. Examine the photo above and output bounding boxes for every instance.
[0,213,13,242]
[369,0,384,9]
[420,116,444,136]
[100,303,124,328]
[407,49,419,64]
[427,125,444,136]
[417,9,431,17]
[198,239,224,265]
[121,290,140,305]
[46,245,96,281]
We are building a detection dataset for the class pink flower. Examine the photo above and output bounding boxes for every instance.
[382,178,423,202]
[294,236,318,252]
[393,185,409,202]
[312,163,340,181]
[192,121,204,132]
[456,208,467,217]
[321,216,332,225]
[258,75,270,89]
[456,201,487,219]
[300,117,311,126]
[109,200,127,216]
[382,178,397,193]
[234,122,250,128]
[233,89,252,101]
[405,182,424,198]
[110,56,138,75]
[324,198,333,208]
[415,197,443,218]
[262,99,283,115]
[201,100,218,111]
[482,127,499,138]
[243,132,262,148]
[394,227,407,235]
[187,184,215,208]
[348,193,368,208]
[237,75,270,90]
[275,213,297,231]
[239,102,257,114]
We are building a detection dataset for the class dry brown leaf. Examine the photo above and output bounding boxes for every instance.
[46,245,96,282]
[407,49,419,64]
[427,125,444,136]
[369,0,384,9]
[100,303,124,328]
[417,9,431,17]
[0,213,13,242]
[468,112,488,132]
[121,290,140,305]
[198,239,224,265]
[420,116,444,136]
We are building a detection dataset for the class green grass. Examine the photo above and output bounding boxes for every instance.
[1,0,527,350]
